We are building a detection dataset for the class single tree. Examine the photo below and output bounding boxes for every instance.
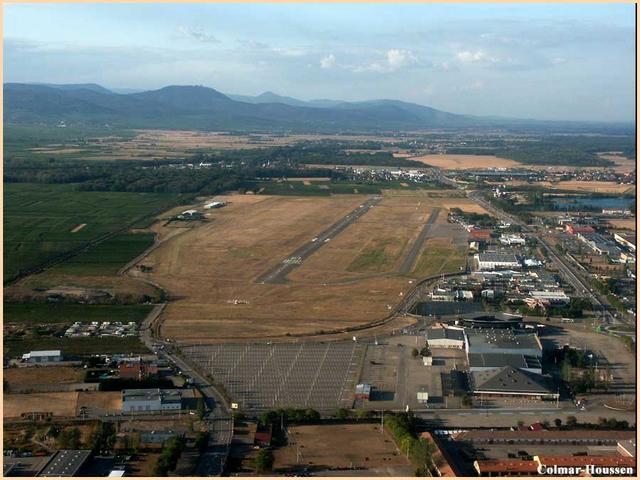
[254,449,275,473]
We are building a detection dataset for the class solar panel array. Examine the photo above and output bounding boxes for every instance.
[181,342,363,413]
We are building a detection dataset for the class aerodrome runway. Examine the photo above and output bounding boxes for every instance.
[398,207,441,274]
[255,196,382,284]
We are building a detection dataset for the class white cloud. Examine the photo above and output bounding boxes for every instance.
[353,48,418,73]
[455,50,498,64]
[320,53,336,69]
[386,49,417,68]
[272,46,308,57]
[176,25,220,44]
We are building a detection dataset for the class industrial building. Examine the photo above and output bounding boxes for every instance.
[468,353,542,374]
[475,252,521,271]
[499,234,526,246]
[354,383,372,400]
[465,329,542,358]
[204,200,227,209]
[457,312,523,329]
[21,350,62,364]
[121,388,183,412]
[614,232,637,252]
[37,450,91,477]
[426,327,465,349]
[528,290,571,306]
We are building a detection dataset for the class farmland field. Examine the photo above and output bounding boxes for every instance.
[3,304,153,326]
[3,366,86,388]
[134,190,468,342]
[3,391,122,418]
[410,154,522,170]
[489,180,635,195]
[3,183,181,281]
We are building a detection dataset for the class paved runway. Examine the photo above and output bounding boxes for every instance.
[255,196,382,284]
[398,207,441,274]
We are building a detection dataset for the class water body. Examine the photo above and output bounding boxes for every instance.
[551,196,634,211]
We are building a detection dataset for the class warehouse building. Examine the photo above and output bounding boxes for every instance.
[475,252,521,271]
[465,329,542,358]
[122,388,183,412]
[37,450,91,477]
[614,232,637,252]
[529,290,570,306]
[468,353,542,375]
[458,312,523,329]
[426,327,466,349]
[22,350,62,364]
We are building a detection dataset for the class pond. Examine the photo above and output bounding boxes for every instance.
[550,196,634,211]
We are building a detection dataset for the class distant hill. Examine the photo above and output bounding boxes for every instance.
[3,82,633,133]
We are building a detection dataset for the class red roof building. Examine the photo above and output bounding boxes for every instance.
[566,224,596,235]
[474,459,539,476]
[469,229,492,241]
[420,432,456,476]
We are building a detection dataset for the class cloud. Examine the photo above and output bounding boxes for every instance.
[455,50,498,64]
[272,47,308,57]
[320,53,336,69]
[176,25,220,44]
[386,49,417,68]
[353,48,418,73]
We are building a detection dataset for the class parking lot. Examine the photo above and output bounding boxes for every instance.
[181,342,363,413]
[355,335,468,410]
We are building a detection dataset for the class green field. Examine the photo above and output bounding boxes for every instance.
[47,232,155,276]
[347,239,393,272]
[4,304,154,326]
[3,337,149,357]
[412,245,467,278]
[255,180,428,196]
[4,183,181,281]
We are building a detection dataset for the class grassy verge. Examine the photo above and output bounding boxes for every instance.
[3,336,149,357]
[412,245,466,278]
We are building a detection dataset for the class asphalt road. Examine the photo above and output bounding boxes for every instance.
[255,196,382,284]
[139,304,233,476]
[398,207,442,274]
[415,406,636,428]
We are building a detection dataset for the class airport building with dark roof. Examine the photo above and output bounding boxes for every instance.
[469,366,558,401]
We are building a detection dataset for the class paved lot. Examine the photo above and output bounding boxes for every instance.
[181,342,362,413]
[355,336,467,410]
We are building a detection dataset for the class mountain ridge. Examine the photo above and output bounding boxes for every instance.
[4,82,633,133]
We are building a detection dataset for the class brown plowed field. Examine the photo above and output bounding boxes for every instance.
[410,154,522,169]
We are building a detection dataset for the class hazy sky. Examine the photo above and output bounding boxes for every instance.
[4,3,635,122]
